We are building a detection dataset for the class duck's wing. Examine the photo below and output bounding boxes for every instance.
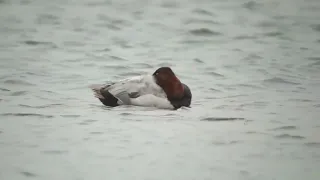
[91,75,167,105]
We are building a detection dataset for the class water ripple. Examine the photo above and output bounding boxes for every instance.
[22,40,57,48]
[308,57,320,61]
[90,131,103,135]
[10,91,28,96]
[310,61,320,66]
[0,88,10,92]
[304,142,320,147]
[20,171,37,177]
[109,55,128,61]
[192,8,215,17]
[311,24,320,32]
[234,35,257,40]
[193,58,204,64]
[271,126,298,131]
[263,31,284,37]
[161,1,178,8]
[42,150,68,155]
[274,134,305,140]
[60,115,80,118]
[1,113,54,118]
[4,79,34,86]
[242,1,260,11]
[201,117,245,121]
[206,71,224,78]
[263,77,300,85]
[36,13,60,25]
[212,140,243,145]
[120,112,133,116]
[189,28,222,36]
[78,119,97,125]
[184,19,219,25]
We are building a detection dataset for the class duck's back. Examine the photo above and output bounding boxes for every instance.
[90,75,167,107]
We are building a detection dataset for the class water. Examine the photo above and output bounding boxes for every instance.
[0,0,320,179]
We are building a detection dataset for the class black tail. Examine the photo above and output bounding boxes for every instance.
[90,85,119,107]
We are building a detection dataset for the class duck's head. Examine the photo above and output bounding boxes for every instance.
[152,67,184,100]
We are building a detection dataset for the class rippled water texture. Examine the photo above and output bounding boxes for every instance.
[1,0,320,179]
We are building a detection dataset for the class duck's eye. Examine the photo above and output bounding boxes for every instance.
[155,72,159,76]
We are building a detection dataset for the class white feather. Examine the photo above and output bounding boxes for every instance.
[130,94,174,109]
[103,74,174,109]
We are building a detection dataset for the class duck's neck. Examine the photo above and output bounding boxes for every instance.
[163,79,184,100]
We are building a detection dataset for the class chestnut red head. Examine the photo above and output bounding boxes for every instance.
[153,67,184,100]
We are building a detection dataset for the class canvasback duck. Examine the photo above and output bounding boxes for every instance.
[90,67,192,110]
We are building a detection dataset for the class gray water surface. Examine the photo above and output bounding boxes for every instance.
[1,0,320,179]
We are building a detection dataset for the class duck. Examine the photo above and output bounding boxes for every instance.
[89,67,192,110]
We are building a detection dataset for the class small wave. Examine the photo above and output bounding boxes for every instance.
[4,79,34,86]
[212,140,242,145]
[263,77,300,85]
[90,131,103,135]
[206,71,224,77]
[311,24,320,32]
[98,48,111,52]
[243,53,263,61]
[234,35,257,40]
[263,31,284,37]
[257,68,270,75]
[63,41,85,47]
[161,1,178,8]
[60,115,80,118]
[20,171,37,177]
[304,142,320,147]
[0,88,10,92]
[157,62,174,67]
[310,61,320,66]
[271,126,297,131]
[209,88,221,92]
[78,119,97,125]
[238,84,263,89]
[42,150,68,155]
[180,39,213,44]
[288,98,313,102]
[36,13,60,26]
[96,23,121,30]
[184,19,219,25]
[22,40,57,48]
[120,112,133,116]
[193,58,204,63]
[109,55,128,61]
[1,113,54,118]
[133,63,154,68]
[100,65,129,70]
[10,91,28,96]
[192,8,214,16]
[201,117,245,121]
[308,57,320,61]
[119,72,144,77]
[256,21,276,28]
[189,28,222,36]
[245,131,269,135]
[274,134,305,140]
[242,1,260,11]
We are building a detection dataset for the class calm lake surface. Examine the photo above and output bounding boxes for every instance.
[1,0,320,179]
